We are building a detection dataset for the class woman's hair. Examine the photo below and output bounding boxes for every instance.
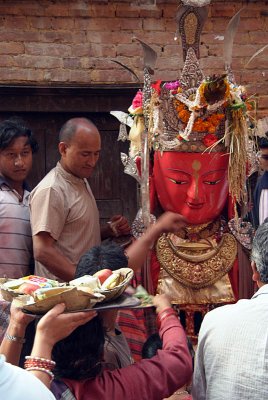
[52,315,105,381]
[142,333,195,370]
[0,118,38,153]
[75,242,128,278]
[258,136,268,149]
[142,333,163,359]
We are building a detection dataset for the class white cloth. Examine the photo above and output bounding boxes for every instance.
[192,285,268,400]
[259,188,268,225]
[0,354,55,400]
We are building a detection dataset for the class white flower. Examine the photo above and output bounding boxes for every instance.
[181,0,211,7]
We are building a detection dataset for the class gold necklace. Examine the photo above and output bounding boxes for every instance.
[175,219,221,240]
[156,233,237,290]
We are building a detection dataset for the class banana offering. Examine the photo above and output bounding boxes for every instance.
[0,268,134,313]
[100,272,126,290]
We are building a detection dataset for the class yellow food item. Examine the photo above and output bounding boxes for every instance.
[34,287,71,301]
[100,273,121,290]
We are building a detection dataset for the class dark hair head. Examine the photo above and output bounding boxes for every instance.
[258,136,268,149]
[59,117,98,144]
[75,242,128,279]
[52,315,105,380]
[142,333,163,359]
[0,118,38,153]
[142,333,195,370]
[251,218,268,283]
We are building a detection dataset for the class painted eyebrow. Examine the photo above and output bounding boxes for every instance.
[167,168,189,173]
[202,169,226,177]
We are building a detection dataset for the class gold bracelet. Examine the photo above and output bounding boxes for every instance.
[5,332,26,344]
[174,390,189,396]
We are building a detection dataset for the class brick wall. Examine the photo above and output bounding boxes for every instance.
[0,0,267,115]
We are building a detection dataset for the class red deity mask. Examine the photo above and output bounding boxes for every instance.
[153,152,229,224]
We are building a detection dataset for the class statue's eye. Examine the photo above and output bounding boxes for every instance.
[203,179,221,185]
[168,178,188,185]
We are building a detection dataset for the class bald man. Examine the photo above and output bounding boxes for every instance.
[30,118,130,282]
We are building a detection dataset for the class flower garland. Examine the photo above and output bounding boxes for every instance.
[174,99,225,146]
[173,78,230,142]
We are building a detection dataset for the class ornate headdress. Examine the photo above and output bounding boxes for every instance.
[112,5,256,220]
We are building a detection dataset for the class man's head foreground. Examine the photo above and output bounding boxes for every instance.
[251,218,268,285]
[75,242,128,279]
[0,118,38,185]
[58,117,101,179]
[257,136,268,171]
[0,118,38,153]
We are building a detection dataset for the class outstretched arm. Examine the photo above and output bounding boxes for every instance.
[67,295,192,400]
[29,304,97,389]
[125,212,187,271]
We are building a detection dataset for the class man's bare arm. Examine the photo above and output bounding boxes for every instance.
[33,232,76,281]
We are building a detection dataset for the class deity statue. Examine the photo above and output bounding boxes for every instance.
[112,4,256,353]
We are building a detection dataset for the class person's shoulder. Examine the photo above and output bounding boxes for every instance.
[203,300,247,322]
[31,167,55,188]
[31,167,67,196]
[258,171,268,184]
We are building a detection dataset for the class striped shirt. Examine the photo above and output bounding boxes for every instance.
[0,178,32,279]
[29,162,101,281]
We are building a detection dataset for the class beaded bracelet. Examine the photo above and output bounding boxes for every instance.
[25,356,56,366]
[25,367,54,382]
[24,356,56,371]
[24,360,55,370]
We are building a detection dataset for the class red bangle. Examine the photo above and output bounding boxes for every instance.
[156,309,177,329]
[24,356,56,371]
[25,356,55,366]
[24,361,55,371]
[158,309,177,321]
[157,307,174,319]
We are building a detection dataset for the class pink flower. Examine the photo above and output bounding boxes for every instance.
[165,80,180,91]
[132,90,143,109]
